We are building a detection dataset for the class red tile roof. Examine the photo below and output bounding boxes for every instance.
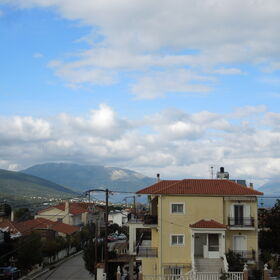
[0,218,79,236]
[51,222,80,235]
[16,218,79,235]
[136,179,263,196]
[0,220,21,234]
[38,202,97,215]
[190,219,226,229]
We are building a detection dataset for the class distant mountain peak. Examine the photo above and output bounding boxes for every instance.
[22,162,155,192]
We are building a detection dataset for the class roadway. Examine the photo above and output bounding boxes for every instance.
[35,253,93,280]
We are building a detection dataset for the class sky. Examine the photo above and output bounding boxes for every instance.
[1,0,280,186]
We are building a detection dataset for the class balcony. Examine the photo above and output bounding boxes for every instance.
[228,217,254,228]
[232,249,256,260]
[128,214,158,226]
[137,246,158,258]
[143,215,158,225]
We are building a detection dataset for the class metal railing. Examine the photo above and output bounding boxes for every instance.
[143,272,243,280]
[144,215,158,225]
[137,246,158,257]
[143,272,193,280]
[228,217,254,227]
[231,249,255,260]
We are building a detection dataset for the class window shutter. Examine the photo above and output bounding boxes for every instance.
[245,205,250,218]
[244,205,251,226]
[230,205,234,217]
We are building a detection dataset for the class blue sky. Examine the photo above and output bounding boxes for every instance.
[1,0,280,186]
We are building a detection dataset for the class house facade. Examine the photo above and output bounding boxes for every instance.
[128,179,263,277]
[35,202,105,227]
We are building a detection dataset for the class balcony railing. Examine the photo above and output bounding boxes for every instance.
[137,246,158,258]
[231,249,256,260]
[228,217,254,227]
[144,215,158,225]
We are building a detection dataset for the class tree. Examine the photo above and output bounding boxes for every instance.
[259,199,280,254]
[14,208,32,222]
[226,250,244,272]
[83,239,102,275]
[15,232,42,272]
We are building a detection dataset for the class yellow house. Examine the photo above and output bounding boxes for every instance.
[128,178,263,278]
[36,202,105,227]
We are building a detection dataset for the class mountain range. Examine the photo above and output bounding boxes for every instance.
[21,163,156,193]
[1,162,280,207]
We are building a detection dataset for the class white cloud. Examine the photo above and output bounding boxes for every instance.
[4,0,280,96]
[230,105,267,119]
[33,52,44,58]
[1,104,280,185]
[131,69,214,99]
[213,67,243,75]
[0,116,52,141]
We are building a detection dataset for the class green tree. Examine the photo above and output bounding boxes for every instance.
[42,239,57,263]
[83,239,102,275]
[16,232,42,271]
[226,250,244,272]
[259,199,280,254]
[14,208,32,221]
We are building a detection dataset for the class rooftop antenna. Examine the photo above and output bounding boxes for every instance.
[211,166,214,179]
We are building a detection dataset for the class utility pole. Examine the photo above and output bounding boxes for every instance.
[104,188,109,277]
[85,188,110,279]
[94,216,99,277]
[124,196,136,215]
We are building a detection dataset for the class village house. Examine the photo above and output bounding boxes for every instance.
[128,172,263,278]
[35,201,105,227]
[0,217,79,239]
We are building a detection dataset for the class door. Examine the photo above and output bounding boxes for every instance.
[195,233,207,257]
[234,205,244,226]
[208,234,220,258]
[233,235,246,256]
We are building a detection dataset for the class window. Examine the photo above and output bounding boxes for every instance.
[57,218,63,223]
[171,267,182,279]
[171,234,184,246]
[171,203,184,214]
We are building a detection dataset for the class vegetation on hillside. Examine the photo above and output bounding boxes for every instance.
[0,169,77,203]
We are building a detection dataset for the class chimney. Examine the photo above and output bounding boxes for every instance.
[65,201,70,224]
[156,173,160,183]
[249,183,254,189]
[10,210,14,222]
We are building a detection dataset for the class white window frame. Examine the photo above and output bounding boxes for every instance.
[170,202,185,214]
[232,234,247,251]
[170,234,185,246]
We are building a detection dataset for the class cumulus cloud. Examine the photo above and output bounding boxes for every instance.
[131,69,214,99]
[4,0,280,97]
[0,104,280,185]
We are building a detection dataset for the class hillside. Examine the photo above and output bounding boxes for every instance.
[22,163,156,192]
[0,169,77,202]
[258,181,280,208]
[258,181,280,196]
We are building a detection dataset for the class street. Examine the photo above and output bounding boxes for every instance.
[35,253,93,280]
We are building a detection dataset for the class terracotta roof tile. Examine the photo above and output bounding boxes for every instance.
[136,180,179,194]
[13,218,79,235]
[38,202,96,215]
[51,222,79,235]
[190,219,226,228]
[0,220,21,234]
[136,179,263,196]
